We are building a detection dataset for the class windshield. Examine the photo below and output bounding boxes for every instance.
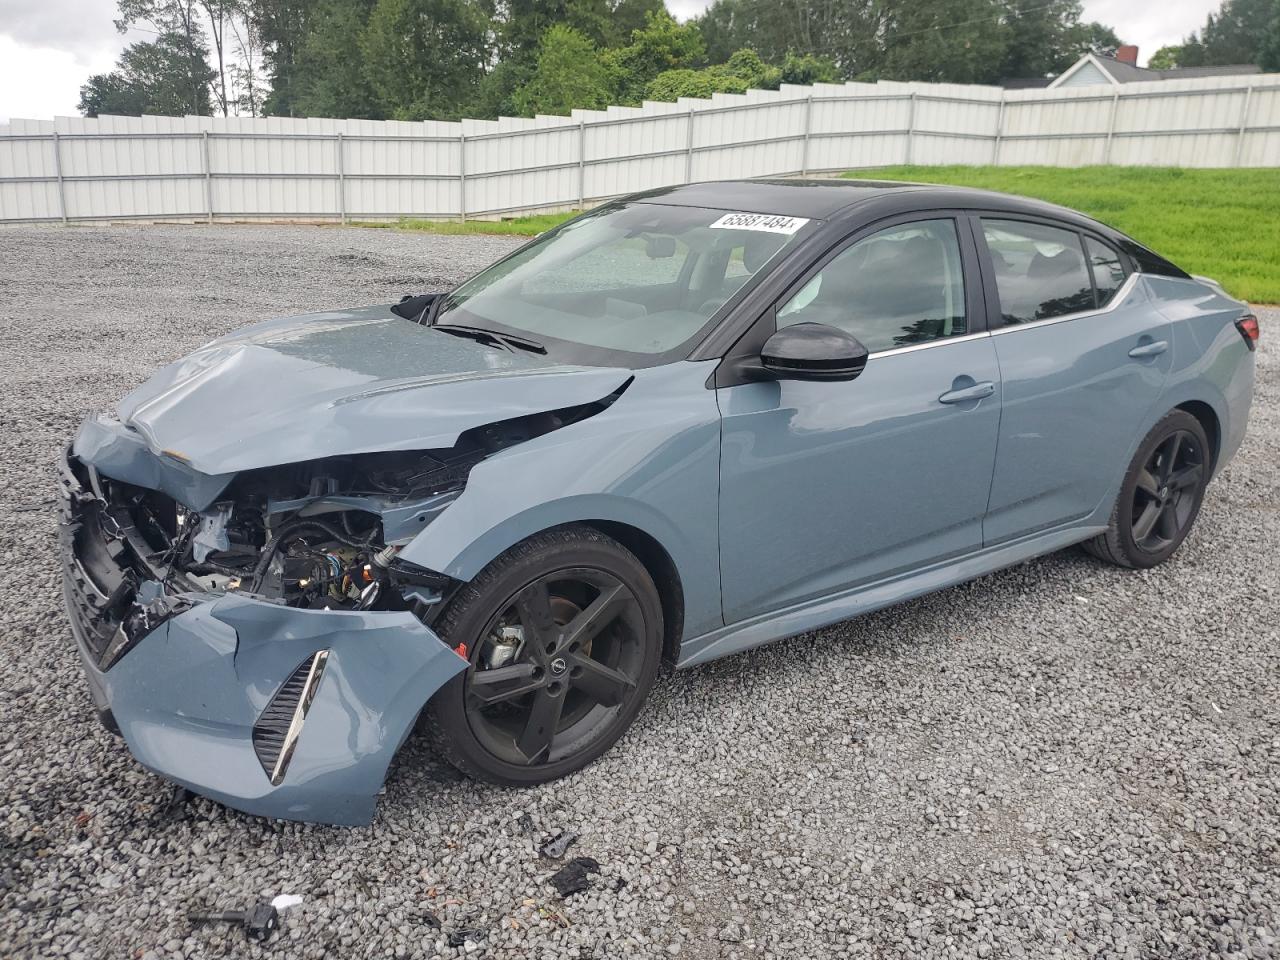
[433,202,812,363]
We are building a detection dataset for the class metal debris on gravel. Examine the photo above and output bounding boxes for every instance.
[0,223,1276,959]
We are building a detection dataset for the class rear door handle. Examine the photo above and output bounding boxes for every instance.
[938,381,995,404]
[1128,340,1168,359]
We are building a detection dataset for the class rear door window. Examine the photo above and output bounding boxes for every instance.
[981,219,1095,325]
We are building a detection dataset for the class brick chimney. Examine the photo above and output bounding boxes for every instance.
[1116,45,1139,66]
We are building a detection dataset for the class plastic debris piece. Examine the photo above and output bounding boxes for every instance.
[189,900,279,942]
[162,785,194,821]
[548,856,600,898]
[447,928,485,948]
[539,830,579,859]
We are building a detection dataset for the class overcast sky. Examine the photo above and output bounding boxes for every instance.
[0,0,1224,123]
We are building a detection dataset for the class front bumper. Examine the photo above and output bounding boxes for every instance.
[59,449,466,826]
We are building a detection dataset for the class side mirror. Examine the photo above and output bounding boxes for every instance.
[759,322,869,382]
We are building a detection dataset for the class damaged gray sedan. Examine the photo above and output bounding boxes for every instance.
[60,180,1256,824]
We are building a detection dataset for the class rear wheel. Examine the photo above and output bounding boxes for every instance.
[428,525,662,785]
[1083,410,1210,569]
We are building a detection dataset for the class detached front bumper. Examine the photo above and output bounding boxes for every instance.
[59,449,466,826]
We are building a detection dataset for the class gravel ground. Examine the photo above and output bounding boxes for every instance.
[0,224,1277,960]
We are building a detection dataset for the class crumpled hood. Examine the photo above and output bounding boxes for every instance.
[113,306,631,475]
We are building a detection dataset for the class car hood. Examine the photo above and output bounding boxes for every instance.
[112,306,632,475]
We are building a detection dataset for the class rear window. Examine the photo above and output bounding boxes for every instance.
[1116,237,1190,279]
[1085,236,1126,306]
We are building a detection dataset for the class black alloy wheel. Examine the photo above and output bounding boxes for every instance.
[1084,409,1211,569]
[466,568,646,766]
[1129,429,1204,554]
[428,526,662,785]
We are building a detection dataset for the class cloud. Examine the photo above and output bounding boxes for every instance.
[1082,0,1216,61]
[0,0,125,63]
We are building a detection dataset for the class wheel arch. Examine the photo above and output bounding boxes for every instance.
[398,493,709,657]
[1174,400,1221,473]
[581,520,685,665]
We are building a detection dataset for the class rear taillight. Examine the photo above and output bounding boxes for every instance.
[1235,314,1259,351]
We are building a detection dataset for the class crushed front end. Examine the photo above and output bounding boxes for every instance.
[57,425,476,825]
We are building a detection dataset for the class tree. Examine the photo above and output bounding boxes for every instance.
[249,0,313,116]
[360,0,489,120]
[513,25,615,115]
[1181,0,1280,67]
[80,31,215,116]
[114,0,213,112]
[778,51,838,86]
[645,47,780,102]
[607,0,665,45]
[696,0,878,75]
[878,0,1009,85]
[647,67,747,100]
[113,0,265,115]
[227,2,265,115]
[291,0,382,118]
[603,10,705,104]
[997,0,1117,80]
[1147,45,1183,70]
[494,0,614,61]
[1261,11,1280,71]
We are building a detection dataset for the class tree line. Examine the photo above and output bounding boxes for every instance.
[1148,0,1280,72]
[78,0,1278,123]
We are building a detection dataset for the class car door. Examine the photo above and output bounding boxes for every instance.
[975,215,1173,545]
[716,215,1002,624]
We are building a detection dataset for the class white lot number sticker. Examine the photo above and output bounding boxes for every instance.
[709,212,809,235]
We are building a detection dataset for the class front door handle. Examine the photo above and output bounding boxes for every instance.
[1128,340,1168,359]
[938,381,995,405]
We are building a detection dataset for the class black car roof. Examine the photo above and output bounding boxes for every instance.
[628,179,924,219]
[629,178,1115,236]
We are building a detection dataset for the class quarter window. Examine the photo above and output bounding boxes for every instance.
[777,219,967,353]
[982,219,1094,325]
[1085,236,1126,306]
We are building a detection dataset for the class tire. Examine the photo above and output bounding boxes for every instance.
[1083,410,1211,569]
[427,524,663,785]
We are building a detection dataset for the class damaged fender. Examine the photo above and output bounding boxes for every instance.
[397,361,727,642]
[96,595,466,825]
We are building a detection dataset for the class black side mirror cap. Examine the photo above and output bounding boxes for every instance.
[757,322,869,382]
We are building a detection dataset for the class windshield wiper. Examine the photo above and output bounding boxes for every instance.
[430,323,546,355]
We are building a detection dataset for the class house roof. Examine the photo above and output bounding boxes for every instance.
[1042,53,1261,89]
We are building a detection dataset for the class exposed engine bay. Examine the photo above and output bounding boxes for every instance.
[62,393,625,675]
[141,402,614,609]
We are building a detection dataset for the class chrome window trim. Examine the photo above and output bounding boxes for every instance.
[270,649,330,786]
[868,330,991,359]
[989,272,1141,336]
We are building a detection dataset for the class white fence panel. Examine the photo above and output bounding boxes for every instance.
[2,73,1278,224]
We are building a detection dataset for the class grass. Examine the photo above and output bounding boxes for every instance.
[843,166,1280,303]
[354,211,574,236]
[357,166,1278,302]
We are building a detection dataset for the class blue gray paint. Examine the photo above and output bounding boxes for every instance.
[75,592,465,826]
[67,254,1256,825]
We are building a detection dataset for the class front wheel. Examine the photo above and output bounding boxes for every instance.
[427,526,663,785]
[1083,410,1211,569]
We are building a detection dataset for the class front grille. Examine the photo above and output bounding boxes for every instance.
[252,651,329,784]
[57,448,178,670]
[58,453,136,666]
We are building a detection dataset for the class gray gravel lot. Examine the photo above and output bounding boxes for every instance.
[1,223,1277,960]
